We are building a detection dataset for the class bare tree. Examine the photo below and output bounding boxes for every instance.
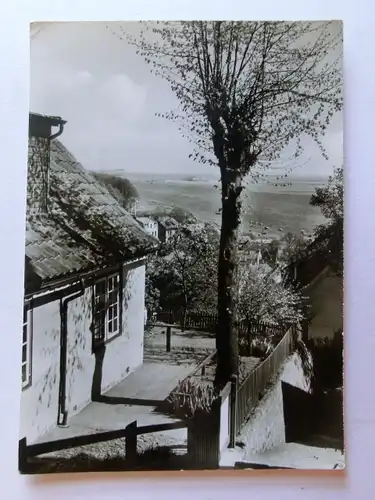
[122,21,343,387]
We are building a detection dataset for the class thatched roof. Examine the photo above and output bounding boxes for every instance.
[25,139,158,288]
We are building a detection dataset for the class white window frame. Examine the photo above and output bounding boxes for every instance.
[93,273,121,347]
[22,305,32,389]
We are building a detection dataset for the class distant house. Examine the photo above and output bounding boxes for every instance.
[157,216,179,243]
[285,224,343,341]
[21,113,157,444]
[306,268,343,340]
[137,216,158,239]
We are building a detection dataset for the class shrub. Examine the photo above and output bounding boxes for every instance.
[249,337,273,358]
[164,379,217,420]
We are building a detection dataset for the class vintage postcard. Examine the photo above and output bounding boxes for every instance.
[19,21,343,473]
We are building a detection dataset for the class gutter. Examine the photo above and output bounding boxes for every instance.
[27,256,149,299]
[49,120,66,140]
[57,278,85,427]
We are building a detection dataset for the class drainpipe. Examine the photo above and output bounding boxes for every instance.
[49,121,66,140]
[57,278,85,427]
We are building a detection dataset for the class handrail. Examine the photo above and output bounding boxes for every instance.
[20,419,187,459]
[237,327,293,392]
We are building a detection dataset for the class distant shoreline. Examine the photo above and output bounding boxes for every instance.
[130,174,326,239]
[99,170,330,185]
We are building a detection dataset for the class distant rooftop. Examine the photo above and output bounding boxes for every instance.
[157,216,179,229]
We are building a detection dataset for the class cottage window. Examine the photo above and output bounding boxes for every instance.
[93,273,121,347]
[22,305,32,389]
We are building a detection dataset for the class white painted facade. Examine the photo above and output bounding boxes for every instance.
[219,395,230,452]
[137,217,158,239]
[20,261,146,444]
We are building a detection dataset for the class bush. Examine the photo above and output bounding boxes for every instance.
[249,337,273,358]
[93,173,138,210]
[163,379,217,420]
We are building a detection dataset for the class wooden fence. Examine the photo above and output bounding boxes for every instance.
[150,310,286,354]
[187,380,233,469]
[235,327,294,433]
[19,419,187,472]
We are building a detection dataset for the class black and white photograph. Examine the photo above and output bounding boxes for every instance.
[19,20,343,474]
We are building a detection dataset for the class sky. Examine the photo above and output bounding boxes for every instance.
[30,22,343,178]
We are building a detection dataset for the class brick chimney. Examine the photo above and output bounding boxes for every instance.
[27,113,66,215]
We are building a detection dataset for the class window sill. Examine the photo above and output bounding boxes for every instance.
[92,331,122,353]
[22,381,32,392]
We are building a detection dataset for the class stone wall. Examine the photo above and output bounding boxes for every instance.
[238,352,311,454]
[27,136,50,214]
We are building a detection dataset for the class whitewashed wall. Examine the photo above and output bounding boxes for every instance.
[20,262,146,444]
[19,301,61,442]
[219,396,230,452]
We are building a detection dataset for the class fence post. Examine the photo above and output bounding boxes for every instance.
[18,437,28,472]
[125,420,138,466]
[166,326,171,352]
[229,374,238,448]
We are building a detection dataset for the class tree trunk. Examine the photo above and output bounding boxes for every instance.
[214,172,242,389]
[181,293,188,332]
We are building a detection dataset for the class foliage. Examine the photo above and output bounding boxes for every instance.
[310,167,343,274]
[295,339,314,383]
[169,206,197,224]
[311,167,343,222]
[165,378,217,419]
[249,337,273,358]
[156,223,219,314]
[237,264,305,326]
[144,260,161,314]
[280,232,308,264]
[139,205,197,225]
[263,239,281,264]
[123,21,343,386]
[126,22,342,171]
[93,172,139,211]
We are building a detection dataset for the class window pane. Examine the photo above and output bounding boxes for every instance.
[113,318,118,333]
[23,306,28,323]
[95,281,106,298]
[108,320,113,334]
[94,310,105,342]
[23,324,27,344]
[109,290,118,306]
[108,276,115,292]
[22,344,27,363]
[22,364,27,384]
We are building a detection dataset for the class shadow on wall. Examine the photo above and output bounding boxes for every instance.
[236,352,311,455]
[282,381,344,451]
[90,345,162,407]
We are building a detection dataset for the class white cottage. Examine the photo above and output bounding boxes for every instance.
[21,113,158,444]
[137,216,159,239]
